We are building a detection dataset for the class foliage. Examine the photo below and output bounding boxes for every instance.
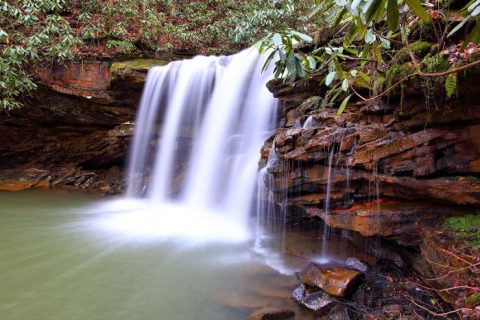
[1,0,311,110]
[444,214,480,249]
[257,0,480,114]
[0,0,80,109]
[231,0,313,43]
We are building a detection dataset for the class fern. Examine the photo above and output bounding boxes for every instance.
[445,74,457,98]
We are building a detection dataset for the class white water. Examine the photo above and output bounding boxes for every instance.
[102,49,278,243]
[302,115,315,129]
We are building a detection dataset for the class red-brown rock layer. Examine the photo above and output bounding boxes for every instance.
[0,59,166,193]
[261,76,480,244]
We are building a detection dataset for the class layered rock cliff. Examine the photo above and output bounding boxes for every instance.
[0,58,167,193]
[260,74,480,245]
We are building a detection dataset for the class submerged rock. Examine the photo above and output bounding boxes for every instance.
[299,263,363,298]
[248,307,295,320]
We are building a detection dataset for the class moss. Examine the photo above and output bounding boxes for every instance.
[444,214,480,249]
[110,59,169,73]
[386,62,417,87]
[465,292,480,308]
[394,41,434,63]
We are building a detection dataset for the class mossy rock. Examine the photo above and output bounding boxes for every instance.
[443,214,480,249]
[465,292,480,308]
[394,41,434,63]
[110,59,169,73]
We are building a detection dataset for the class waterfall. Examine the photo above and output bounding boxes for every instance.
[302,116,314,129]
[121,49,278,242]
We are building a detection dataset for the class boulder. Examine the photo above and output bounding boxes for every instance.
[345,257,368,273]
[299,263,363,297]
[327,305,351,320]
[292,284,337,313]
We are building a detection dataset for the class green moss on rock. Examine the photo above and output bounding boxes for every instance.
[394,41,433,63]
[465,292,480,308]
[110,59,169,73]
[444,214,480,249]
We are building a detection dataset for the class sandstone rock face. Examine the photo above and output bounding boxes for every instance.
[299,263,363,298]
[260,77,480,244]
[0,58,167,193]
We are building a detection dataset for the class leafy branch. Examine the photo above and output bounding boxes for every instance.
[256,0,480,114]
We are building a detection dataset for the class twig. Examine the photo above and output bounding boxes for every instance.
[354,57,480,105]
[404,294,472,318]
[421,262,480,281]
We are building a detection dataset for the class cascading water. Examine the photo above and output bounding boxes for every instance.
[100,49,278,243]
[302,115,315,129]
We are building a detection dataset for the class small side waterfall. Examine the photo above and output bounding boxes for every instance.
[123,49,278,242]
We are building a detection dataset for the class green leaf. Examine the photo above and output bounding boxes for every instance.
[337,94,352,115]
[290,30,312,42]
[445,74,457,97]
[387,0,399,31]
[448,17,469,38]
[365,0,385,23]
[262,50,276,73]
[365,29,376,44]
[325,71,336,86]
[306,56,317,69]
[404,0,431,22]
[272,33,282,46]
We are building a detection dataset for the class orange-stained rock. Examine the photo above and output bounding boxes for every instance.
[305,200,465,245]
[299,263,363,298]
[0,180,38,192]
[33,60,111,103]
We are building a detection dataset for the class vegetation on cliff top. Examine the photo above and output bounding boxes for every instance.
[3,0,480,112]
[256,0,480,113]
[0,0,310,110]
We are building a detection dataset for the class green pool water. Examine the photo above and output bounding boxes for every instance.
[0,190,358,320]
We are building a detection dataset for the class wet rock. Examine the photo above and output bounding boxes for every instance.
[367,243,405,269]
[299,263,363,297]
[262,78,480,244]
[248,307,295,320]
[382,304,403,317]
[345,257,368,273]
[297,96,321,115]
[305,200,462,246]
[327,305,350,320]
[292,284,337,313]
